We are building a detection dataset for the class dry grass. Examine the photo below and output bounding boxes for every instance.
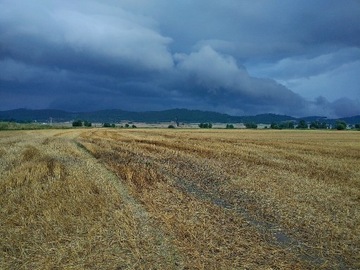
[79,129,360,269]
[0,130,180,270]
[1,128,359,269]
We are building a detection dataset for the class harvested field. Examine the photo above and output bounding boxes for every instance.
[1,129,359,269]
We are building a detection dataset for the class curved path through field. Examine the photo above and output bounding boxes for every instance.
[1,129,183,269]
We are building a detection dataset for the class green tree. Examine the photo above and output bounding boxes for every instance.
[285,121,295,129]
[226,124,234,129]
[335,120,347,130]
[297,120,308,129]
[84,121,92,127]
[168,125,175,128]
[310,121,328,129]
[103,123,111,127]
[270,122,280,129]
[310,121,319,129]
[199,123,212,129]
[245,122,257,129]
[278,121,295,129]
[72,120,83,127]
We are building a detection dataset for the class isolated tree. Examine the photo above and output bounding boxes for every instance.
[199,123,212,129]
[273,121,294,129]
[84,121,92,127]
[310,121,328,129]
[270,122,280,129]
[284,121,295,129]
[310,121,319,129]
[226,124,234,129]
[72,120,83,127]
[245,122,257,129]
[335,120,347,130]
[297,120,308,129]
[168,125,175,128]
[103,123,111,127]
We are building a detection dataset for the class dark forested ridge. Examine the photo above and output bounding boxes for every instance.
[0,108,359,125]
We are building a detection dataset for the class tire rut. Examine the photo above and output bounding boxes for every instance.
[104,138,349,269]
[77,130,353,269]
[57,132,185,269]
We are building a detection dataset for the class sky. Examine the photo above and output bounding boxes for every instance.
[1,0,360,117]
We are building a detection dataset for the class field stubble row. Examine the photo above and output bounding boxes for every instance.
[79,129,359,269]
[1,129,359,269]
[0,130,181,269]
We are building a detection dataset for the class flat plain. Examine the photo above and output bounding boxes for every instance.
[1,128,359,269]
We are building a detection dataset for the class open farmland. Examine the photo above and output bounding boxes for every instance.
[1,129,359,269]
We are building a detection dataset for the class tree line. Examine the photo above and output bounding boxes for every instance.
[198,120,359,130]
[270,120,350,130]
[72,120,136,128]
[72,119,359,130]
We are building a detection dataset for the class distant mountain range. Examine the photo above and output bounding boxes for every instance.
[0,108,359,125]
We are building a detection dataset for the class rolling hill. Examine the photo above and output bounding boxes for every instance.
[0,108,359,125]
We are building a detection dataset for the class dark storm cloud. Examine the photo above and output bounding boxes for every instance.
[0,0,173,72]
[173,46,305,114]
[144,0,360,59]
[251,48,360,80]
[308,96,360,118]
[1,0,359,117]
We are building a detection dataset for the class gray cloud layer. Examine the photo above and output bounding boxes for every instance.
[1,0,359,117]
